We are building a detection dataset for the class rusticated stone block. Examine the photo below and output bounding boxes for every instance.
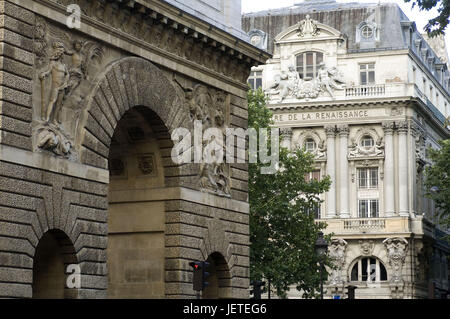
[0,15,34,38]
[0,70,32,93]
[0,282,31,298]
[0,86,31,107]
[0,130,31,149]
[0,28,33,52]
[0,42,33,65]
[0,1,35,25]
[0,56,33,80]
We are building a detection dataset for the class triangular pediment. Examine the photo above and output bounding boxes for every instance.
[275,16,344,43]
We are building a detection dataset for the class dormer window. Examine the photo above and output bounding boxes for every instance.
[361,25,374,39]
[296,51,323,80]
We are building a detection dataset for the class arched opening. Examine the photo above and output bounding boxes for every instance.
[202,252,232,299]
[349,257,388,283]
[107,106,172,298]
[32,230,77,299]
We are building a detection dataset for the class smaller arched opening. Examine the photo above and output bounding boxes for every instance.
[32,229,78,299]
[349,257,388,283]
[202,252,232,299]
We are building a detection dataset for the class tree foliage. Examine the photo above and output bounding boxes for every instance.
[404,0,450,36]
[248,88,332,298]
[424,139,450,230]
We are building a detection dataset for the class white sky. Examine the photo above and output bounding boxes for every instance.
[242,0,450,49]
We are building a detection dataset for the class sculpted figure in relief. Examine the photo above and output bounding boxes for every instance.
[268,63,345,102]
[39,41,70,125]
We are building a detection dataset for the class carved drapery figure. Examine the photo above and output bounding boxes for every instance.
[317,63,345,98]
[383,237,408,284]
[328,238,347,286]
[348,134,385,158]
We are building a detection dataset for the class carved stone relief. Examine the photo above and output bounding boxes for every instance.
[174,81,231,197]
[383,237,409,284]
[33,16,105,159]
[137,154,156,176]
[293,130,326,160]
[348,128,384,159]
[297,15,320,38]
[359,240,375,256]
[328,239,347,286]
[267,63,346,102]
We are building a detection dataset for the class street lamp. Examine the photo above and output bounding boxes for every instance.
[315,231,328,299]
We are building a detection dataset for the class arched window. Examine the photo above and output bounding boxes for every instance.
[350,257,387,282]
[296,51,323,80]
[305,138,317,152]
[360,135,374,149]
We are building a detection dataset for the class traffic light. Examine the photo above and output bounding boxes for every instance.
[250,280,266,299]
[189,261,203,291]
[345,285,357,299]
[189,261,210,292]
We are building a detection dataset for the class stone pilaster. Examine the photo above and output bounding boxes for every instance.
[280,127,293,151]
[325,125,336,218]
[382,121,396,217]
[337,125,350,218]
[397,121,409,217]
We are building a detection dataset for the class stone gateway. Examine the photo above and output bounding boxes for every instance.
[0,0,269,298]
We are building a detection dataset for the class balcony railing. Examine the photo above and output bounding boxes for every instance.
[343,218,386,230]
[345,84,386,97]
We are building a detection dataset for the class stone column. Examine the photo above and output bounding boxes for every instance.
[397,121,409,217]
[325,125,337,218]
[280,127,293,151]
[382,121,396,217]
[337,125,350,218]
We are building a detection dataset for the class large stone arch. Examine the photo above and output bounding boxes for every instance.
[76,57,190,172]
[32,229,78,299]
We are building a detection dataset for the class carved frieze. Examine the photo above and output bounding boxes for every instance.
[50,0,253,83]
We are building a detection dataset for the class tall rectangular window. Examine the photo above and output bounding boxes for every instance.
[360,63,375,85]
[247,71,262,90]
[297,52,323,80]
[358,168,378,189]
[358,199,379,218]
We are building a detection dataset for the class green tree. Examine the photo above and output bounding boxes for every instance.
[404,0,450,36]
[424,139,450,230]
[248,88,332,298]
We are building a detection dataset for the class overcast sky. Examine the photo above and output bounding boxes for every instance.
[242,0,449,49]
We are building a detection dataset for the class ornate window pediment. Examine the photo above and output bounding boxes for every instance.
[274,16,344,43]
[348,128,384,159]
[293,130,326,160]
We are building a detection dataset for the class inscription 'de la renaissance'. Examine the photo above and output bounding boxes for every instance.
[273,110,371,123]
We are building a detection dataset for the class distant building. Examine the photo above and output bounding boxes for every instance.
[243,0,449,299]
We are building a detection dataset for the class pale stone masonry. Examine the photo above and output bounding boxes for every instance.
[243,0,449,299]
[0,0,269,298]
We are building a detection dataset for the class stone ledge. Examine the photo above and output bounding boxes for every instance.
[0,144,110,183]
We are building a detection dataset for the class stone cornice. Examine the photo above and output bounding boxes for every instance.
[23,0,270,93]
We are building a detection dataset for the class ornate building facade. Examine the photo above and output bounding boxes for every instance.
[0,0,269,298]
[243,0,450,299]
